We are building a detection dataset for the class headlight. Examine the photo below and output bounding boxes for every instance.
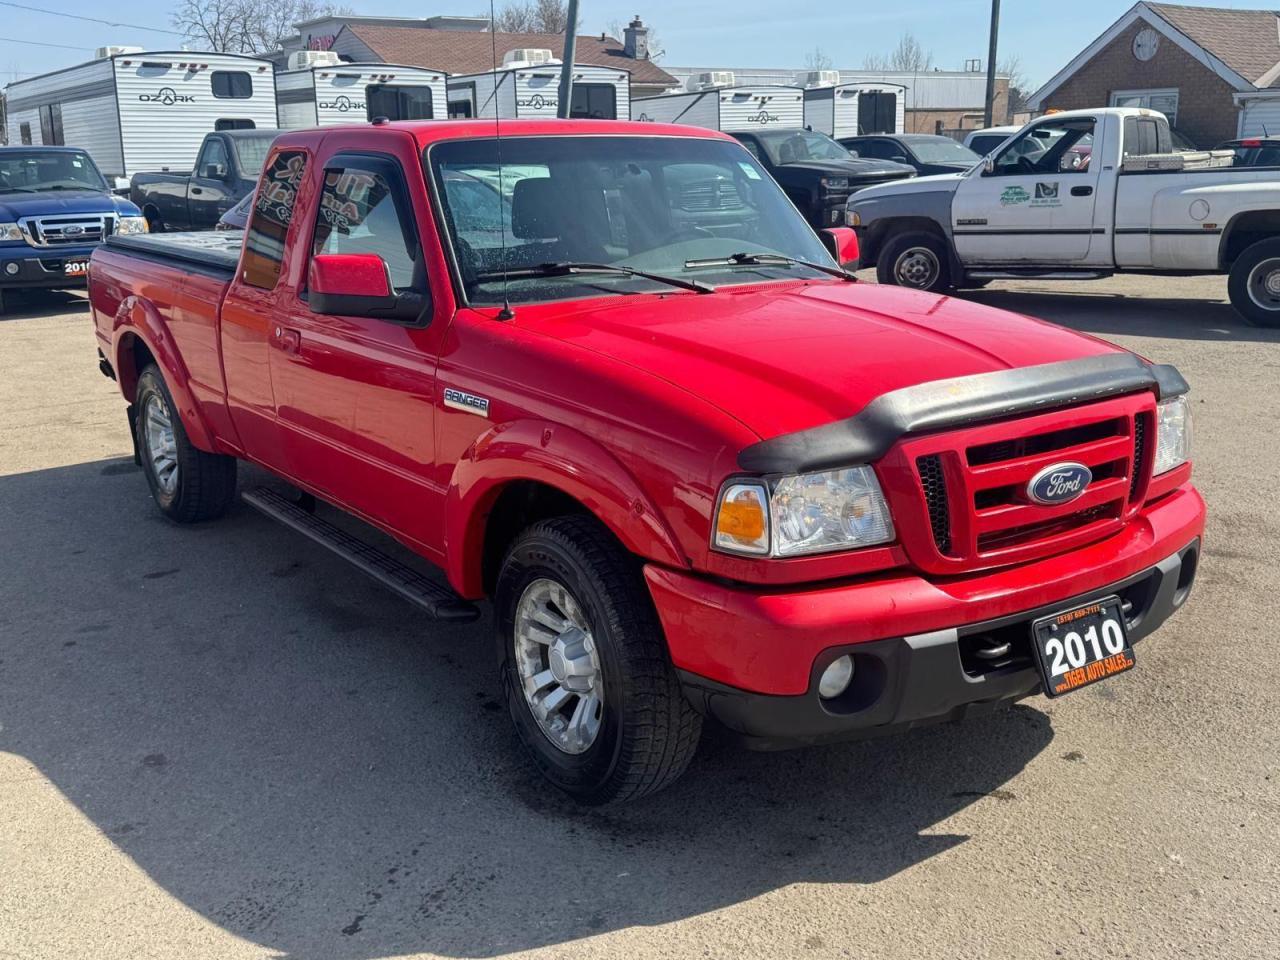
[115,216,148,236]
[0,222,25,242]
[713,466,895,558]
[820,176,849,192]
[1153,396,1191,474]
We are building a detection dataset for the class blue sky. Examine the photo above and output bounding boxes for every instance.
[0,1,1227,90]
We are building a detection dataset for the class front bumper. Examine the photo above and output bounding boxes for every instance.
[647,484,1204,748]
[0,243,97,290]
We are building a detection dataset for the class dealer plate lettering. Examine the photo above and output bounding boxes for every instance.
[1031,596,1134,698]
[64,260,90,277]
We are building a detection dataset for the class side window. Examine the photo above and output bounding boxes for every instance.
[242,150,308,290]
[215,118,256,131]
[569,83,616,120]
[312,161,419,293]
[990,118,1096,176]
[197,139,229,177]
[854,139,890,160]
[212,71,253,99]
[366,85,434,121]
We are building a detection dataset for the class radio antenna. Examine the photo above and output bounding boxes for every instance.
[489,0,514,320]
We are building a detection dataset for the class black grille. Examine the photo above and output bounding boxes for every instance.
[967,418,1124,466]
[917,454,952,554]
[1130,413,1148,500]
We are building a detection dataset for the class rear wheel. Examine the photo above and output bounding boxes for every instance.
[143,207,164,233]
[135,365,237,522]
[876,231,952,293]
[495,516,702,804]
[1228,238,1280,327]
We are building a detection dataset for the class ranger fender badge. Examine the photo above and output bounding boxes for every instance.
[443,388,490,418]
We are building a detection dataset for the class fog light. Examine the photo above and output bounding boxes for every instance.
[818,655,854,699]
[4,262,18,276]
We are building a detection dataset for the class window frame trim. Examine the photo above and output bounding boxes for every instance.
[211,70,254,100]
[240,147,311,291]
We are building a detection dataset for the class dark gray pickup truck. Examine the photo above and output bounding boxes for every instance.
[130,129,278,232]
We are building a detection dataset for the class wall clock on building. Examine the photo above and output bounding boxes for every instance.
[1133,27,1160,61]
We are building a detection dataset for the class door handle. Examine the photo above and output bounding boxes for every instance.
[191,187,203,196]
[271,325,301,355]
[1071,185,1093,197]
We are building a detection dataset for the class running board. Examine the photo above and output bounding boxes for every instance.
[965,269,1113,280]
[241,486,480,623]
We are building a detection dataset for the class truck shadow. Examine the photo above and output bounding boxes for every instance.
[957,286,1280,344]
[0,457,1054,959]
[0,289,89,321]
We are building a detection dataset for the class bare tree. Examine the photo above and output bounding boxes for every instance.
[999,54,1030,120]
[490,0,575,33]
[172,0,352,55]
[863,32,934,72]
[804,47,833,72]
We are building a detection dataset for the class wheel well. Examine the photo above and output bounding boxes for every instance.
[863,217,947,265]
[480,480,590,595]
[1220,211,1280,269]
[117,333,155,402]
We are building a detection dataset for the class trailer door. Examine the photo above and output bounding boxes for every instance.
[857,91,897,135]
[570,84,617,119]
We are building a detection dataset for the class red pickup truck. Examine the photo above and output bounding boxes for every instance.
[88,119,1205,804]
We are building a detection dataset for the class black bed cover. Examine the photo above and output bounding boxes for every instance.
[103,231,241,276]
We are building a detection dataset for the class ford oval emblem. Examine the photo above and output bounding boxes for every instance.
[1027,462,1092,505]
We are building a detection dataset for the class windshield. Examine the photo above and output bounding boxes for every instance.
[0,150,106,193]
[429,135,836,305]
[754,130,853,164]
[909,138,981,164]
[231,136,276,176]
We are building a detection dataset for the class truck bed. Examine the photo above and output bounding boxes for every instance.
[102,232,241,277]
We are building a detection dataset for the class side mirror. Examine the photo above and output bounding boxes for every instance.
[308,253,427,323]
[821,226,859,267]
[891,155,909,163]
[202,163,228,180]
[983,157,995,175]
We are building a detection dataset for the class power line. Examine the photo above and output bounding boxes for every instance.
[0,36,94,52]
[0,2,185,35]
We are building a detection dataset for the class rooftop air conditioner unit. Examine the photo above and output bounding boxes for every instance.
[502,48,555,67]
[98,45,143,59]
[799,70,840,88]
[689,70,734,91]
[288,50,342,70]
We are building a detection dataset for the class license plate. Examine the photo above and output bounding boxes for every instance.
[63,260,89,277]
[1031,596,1134,698]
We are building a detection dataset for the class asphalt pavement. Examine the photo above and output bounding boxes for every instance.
[1,275,1277,959]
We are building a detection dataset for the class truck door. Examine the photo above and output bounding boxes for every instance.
[951,115,1102,264]
[189,137,234,230]
[268,148,449,550]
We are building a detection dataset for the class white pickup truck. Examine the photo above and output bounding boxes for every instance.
[849,107,1280,326]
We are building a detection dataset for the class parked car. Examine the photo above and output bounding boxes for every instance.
[0,146,146,314]
[216,192,253,231]
[963,125,1021,156]
[130,129,279,233]
[841,134,983,176]
[850,107,1280,326]
[729,128,915,229]
[89,119,1203,803]
[1216,137,1280,166]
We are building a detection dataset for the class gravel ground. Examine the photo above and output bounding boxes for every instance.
[1,275,1277,960]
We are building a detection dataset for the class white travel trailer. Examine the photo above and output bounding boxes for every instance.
[802,80,907,138]
[631,80,805,132]
[3,49,278,179]
[446,51,630,120]
[276,51,448,128]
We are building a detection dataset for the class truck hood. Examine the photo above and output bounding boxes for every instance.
[0,189,137,220]
[780,157,916,180]
[850,170,966,203]
[515,281,1122,441]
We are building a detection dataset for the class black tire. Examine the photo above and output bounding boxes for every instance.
[143,207,164,233]
[1227,238,1280,327]
[135,365,237,522]
[958,278,992,290]
[495,515,702,804]
[876,230,952,293]
[0,289,7,316]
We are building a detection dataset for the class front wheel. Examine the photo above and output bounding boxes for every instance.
[1228,238,1280,327]
[876,231,952,293]
[495,516,702,804]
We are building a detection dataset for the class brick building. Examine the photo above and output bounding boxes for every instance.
[1030,2,1280,147]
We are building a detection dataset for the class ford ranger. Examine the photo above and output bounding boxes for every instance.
[88,119,1204,803]
[0,146,146,314]
[851,107,1280,326]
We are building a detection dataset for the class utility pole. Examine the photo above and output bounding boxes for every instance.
[983,0,1001,127]
[556,0,580,118]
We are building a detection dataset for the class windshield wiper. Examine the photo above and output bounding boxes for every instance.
[684,251,856,281]
[475,261,713,294]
